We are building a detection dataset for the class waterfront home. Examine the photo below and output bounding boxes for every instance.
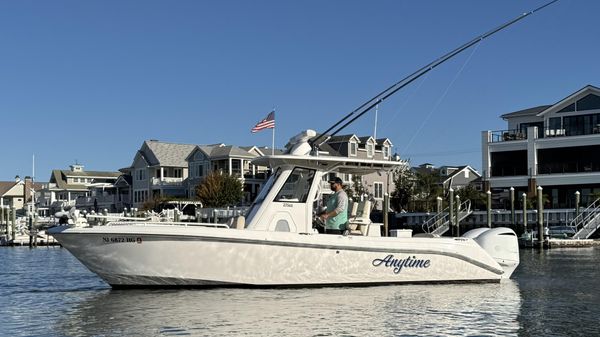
[413,164,482,192]
[186,145,280,204]
[127,140,196,208]
[38,164,121,214]
[315,134,403,208]
[482,85,600,208]
[0,176,44,210]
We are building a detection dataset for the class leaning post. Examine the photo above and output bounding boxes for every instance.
[537,186,544,249]
[486,190,492,228]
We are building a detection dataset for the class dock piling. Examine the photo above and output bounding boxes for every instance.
[537,186,544,249]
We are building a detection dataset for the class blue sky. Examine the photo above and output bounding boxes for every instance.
[1,0,598,181]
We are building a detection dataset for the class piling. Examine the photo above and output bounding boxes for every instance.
[1,206,5,235]
[383,193,389,237]
[510,187,515,227]
[11,207,16,242]
[537,186,544,249]
[454,195,460,236]
[575,191,580,219]
[174,209,180,222]
[522,193,528,241]
[449,188,454,235]
[486,190,492,228]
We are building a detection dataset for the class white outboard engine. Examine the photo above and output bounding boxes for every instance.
[463,227,520,279]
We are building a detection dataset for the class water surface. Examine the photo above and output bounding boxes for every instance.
[1,247,598,336]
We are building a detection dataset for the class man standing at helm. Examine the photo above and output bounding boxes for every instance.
[320,176,348,234]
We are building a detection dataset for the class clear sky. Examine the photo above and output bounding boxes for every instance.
[1,0,598,182]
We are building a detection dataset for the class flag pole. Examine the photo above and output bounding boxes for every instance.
[271,108,275,155]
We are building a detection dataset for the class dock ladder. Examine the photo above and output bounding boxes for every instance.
[570,198,600,239]
[422,200,472,236]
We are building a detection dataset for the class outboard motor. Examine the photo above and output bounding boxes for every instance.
[463,227,520,279]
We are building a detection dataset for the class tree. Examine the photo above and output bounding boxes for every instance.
[414,171,442,212]
[456,185,485,210]
[391,166,415,212]
[346,175,369,202]
[196,171,244,208]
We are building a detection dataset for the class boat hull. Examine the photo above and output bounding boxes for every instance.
[50,225,507,287]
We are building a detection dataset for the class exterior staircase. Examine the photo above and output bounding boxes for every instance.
[570,198,600,239]
[422,200,472,236]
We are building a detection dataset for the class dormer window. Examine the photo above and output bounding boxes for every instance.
[367,142,374,158]
[383,145,390,159]
[349,142,357,156]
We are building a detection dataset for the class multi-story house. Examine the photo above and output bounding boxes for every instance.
[128,140,197,208]
[482,85,600,208]
[0,176,44,210]
[39,164,121,213]
[186,145,279,204]
[318,134,400,208]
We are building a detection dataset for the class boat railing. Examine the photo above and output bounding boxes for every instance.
[105,221,229,228]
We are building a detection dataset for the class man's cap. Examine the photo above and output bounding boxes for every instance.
[328,177,343,184]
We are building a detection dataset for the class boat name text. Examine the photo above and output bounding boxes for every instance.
[372,255,431,274]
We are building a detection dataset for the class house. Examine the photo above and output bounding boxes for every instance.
[482,85,600,207]
[187,145,281,204]
[316,134,402,208]
[413,164,481,192]
[128,140,197,208]
[39,164,121,213]
[0,176,47,217]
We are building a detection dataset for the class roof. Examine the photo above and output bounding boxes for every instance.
[327,134,359,143]
[210,145,257,159]
[142,140,197,167]
[0,181,17,196]
[62,170,121,178]
[48,170,88,191]
[500,105,551,119]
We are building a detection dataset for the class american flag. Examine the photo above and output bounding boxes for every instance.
[251,111,275,133]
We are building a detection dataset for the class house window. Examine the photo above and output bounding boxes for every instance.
[464,170,470,179]
[349,142,357,156]
[136,169,146,181]
[383,145,390,159]
[367,143,374,158]
[374,182,383,199]
[174,168,182,178]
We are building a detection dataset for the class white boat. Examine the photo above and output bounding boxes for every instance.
[49,130,519,288]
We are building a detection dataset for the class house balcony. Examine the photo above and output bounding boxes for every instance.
[151,177,184,187]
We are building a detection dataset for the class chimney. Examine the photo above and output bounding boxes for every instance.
[24,176,33,203]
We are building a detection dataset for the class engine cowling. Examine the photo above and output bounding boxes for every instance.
[463,227,520,279]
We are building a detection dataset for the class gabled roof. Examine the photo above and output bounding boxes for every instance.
[501,105,551,120]
[536,84,600,117]
[62,170,121,178]
[327,134,360,143]
[440,165,481,184]
[49,170,87,191]
[210,145,256,159]
[501,85,600,120]
[141,140,197,167]
[375,138,393,146]
[358,136,375,144]
[0,181,18,196]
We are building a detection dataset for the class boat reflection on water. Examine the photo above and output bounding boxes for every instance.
[57,281,521,336]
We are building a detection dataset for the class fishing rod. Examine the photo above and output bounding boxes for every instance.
[310,0,559,148]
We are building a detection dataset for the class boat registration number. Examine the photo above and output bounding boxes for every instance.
[102,237,143,244]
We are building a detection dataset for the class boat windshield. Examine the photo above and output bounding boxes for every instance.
[244,168,280,225]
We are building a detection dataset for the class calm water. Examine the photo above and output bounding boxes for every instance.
[1,247,599,337]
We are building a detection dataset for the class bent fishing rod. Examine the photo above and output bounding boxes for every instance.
[310,0,559,148]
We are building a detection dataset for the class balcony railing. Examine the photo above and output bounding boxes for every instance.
[490,130,527,143]
[151,177,183,187]
[538,162,600,174]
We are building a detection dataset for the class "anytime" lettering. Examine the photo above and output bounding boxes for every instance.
[372,254,431,274]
